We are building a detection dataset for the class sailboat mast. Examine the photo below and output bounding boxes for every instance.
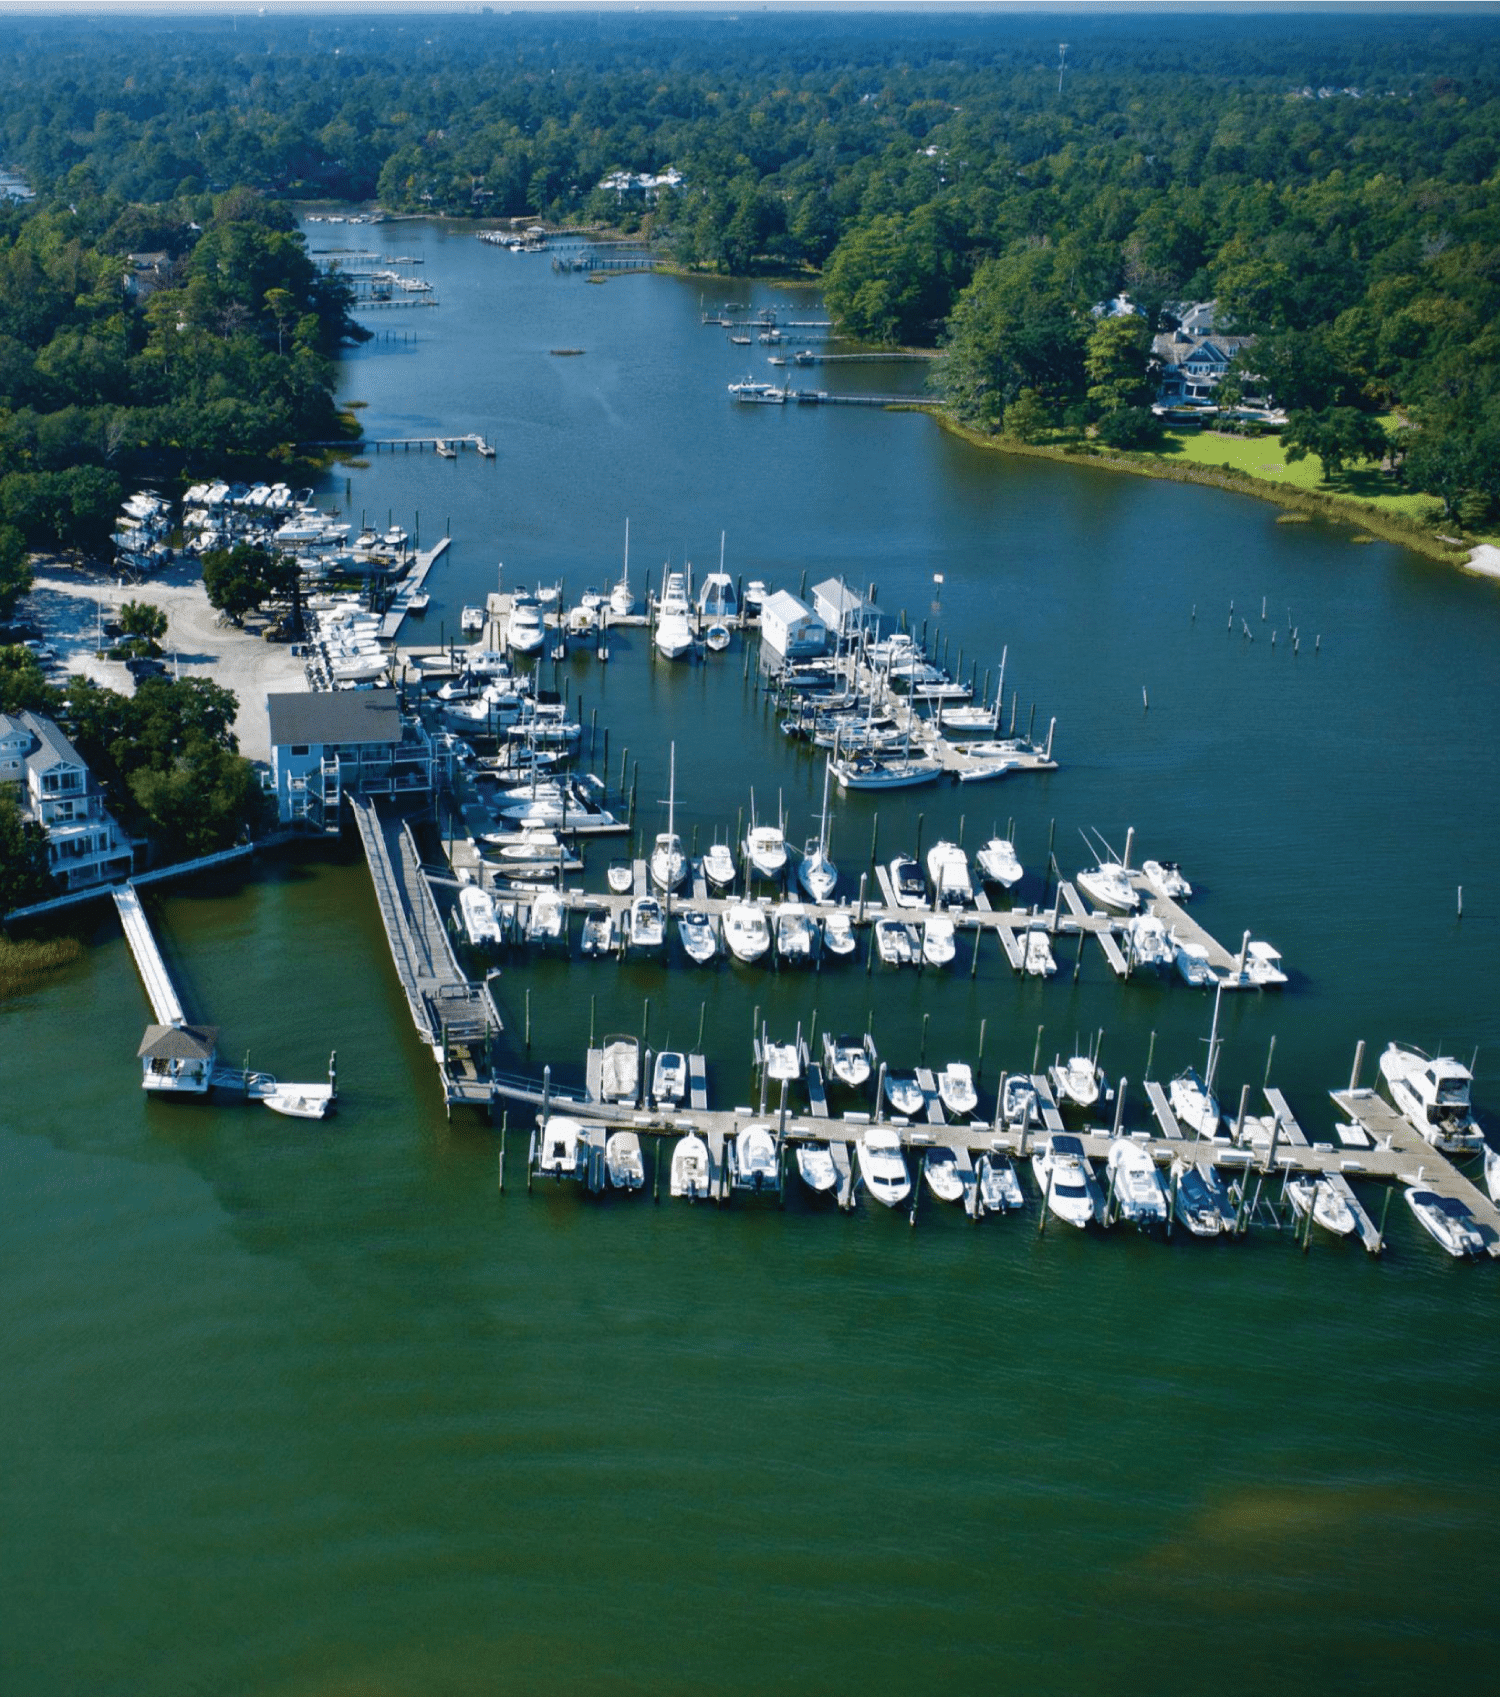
[1205,982,1224,1093]
[819,757,832,855]
[622,518,629,591]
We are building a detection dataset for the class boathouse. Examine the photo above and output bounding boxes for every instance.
[811,578,881,644]
[759,591,827,661]
[137,1022,218,1094]
[267,689,438,830]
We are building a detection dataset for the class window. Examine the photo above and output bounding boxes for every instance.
[290,744,310,757]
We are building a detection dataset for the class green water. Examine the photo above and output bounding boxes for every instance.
[4,226,1499,1695]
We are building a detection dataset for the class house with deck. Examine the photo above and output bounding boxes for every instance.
[267,688,439,831]
[0,710,135,892]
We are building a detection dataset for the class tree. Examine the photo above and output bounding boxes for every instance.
[1096,406,1166,450]
[0,645,59,715]
[0,524,30,619]
[119,599,168,654]
[127,740,266,858]
[1085,315,1155,418]
[1002,388,1051,444]
[1282,408,1389,482]
[201,544,296,625]
[0,790,56,913]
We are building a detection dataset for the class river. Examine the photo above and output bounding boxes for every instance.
[3,220,1497,1696]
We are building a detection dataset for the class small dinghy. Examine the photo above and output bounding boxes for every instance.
[704,622,731,652]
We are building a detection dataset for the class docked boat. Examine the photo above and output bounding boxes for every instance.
[1240,940,1288,987]
[1404,1187,1486,1257]
[1142,859,1192,900]
[975,836,1024,889]
[1049,1052,1102,1112]
[702,841,737,890]
[937,1062,978,1118]
[671,1132,713,1199]
[606,859,633,895]
[926,841,973,908]
[733,1123,779,1191]
[923,1148,966,1204]
[1032,1134,1096,1228]
[605,1130,645,1190]
[1169,1068,1220,1139]
[1285,1176,1358,1237]
[1174,936,1218,987]
[797,760,838,902]
[704,621,731,652]
[873,917,917,967]
[580,907,616,957]
[1075,857,1141,912]
[887,855,927,909]
[822,911,856,956]
[654,566,695,660]
[1486,1145,1500,1207]
[796,1141,838,1194]
[977,1153,1025,1213]
[1003,1075,1041,1129]
[956,755,1023,784]
[652,1050,687,1107]
[1170,1156,1236,1236]
[678,908,718,965]
[609,520,637,617]
[774,900,820,964]
[856,1129,911,1208]
[884,1072,925,1119]
[598,1035,641,1105]
[625,895,665,954]
[536,1115,586,1179]
[1105,1139,1169,1226]
[762,1034,802,1084]
[526,889,566,948]
[829,751,944,790]
[922,916,956,967]
[460,604,485,636]
[459,883,503,947]
[506,592,546,656]
[1022,925,1057,978]
[826,1033,872,1091]
[744,813,789,881]
[1122,913,1175,972]
[723,901,771,963]
[649,743,688,892]
[1378,1044,1485,1154]
[492,828,563,863]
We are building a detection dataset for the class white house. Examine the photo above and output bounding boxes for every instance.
[0,710,134,892]
[267,689,439,830]
[758,591,828,661]
[811,578,881,644]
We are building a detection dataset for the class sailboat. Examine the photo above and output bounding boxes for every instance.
[609,518,636,617]
[797,759,838,902]
[649,742,687,892]
[1170,983,1224,1137]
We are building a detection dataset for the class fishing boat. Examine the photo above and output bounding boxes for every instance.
[536,1116,586,1179]
[1105,1139,1169,1226]
[654,565,695,659]
[733,1123,779,1191]
[923,1149,965,1204]
[652,1050,687,1106]
[625,895,665,954]
[1049,1052,1103,1112]
[460,604,485,636]
[1003,1075,1041,1129]
[796,1141,838,1194]
[1170,1157,1236,1236]
[744,807,788,881]
[873,917,917,967]
[723,901,772,963]
[605,1130,645,1190]
[459,883,503,947]
[926,841,973,907]
[702,841,737,891]
[774,900,820,964]
[922,916,956,967]
[1378,1044,1486,1154]
[526,889,566,948]
[937,1062,978,1118]
[598,1035,640,1105]
[743,579,769,615]
[606,859,633,895]
[1075,847,1141,912]
[977,1153,1025,1212]
[678,908,718,965]
[762,1034,802,1084]
[609,520,636,617]
[1032,1134,1096,1228]
[671,1132,712,1199]
[649,743,688,892]
[1285,1176,1358,1237]
[1022,925,1057,977]
[1174,936,1218,987]
[1122,913,1175,972]
[822,911,856,956]
[884,1072,925,1118]
[887,855,927,909]
[1241,940,1288,987]
[1404,1187,1486,1257]
[797,760,838,902]
[975,836,1024,889]
[856,1129,911,1207]
[826,1033,872,1091]
[405,591,430,614]
[1142,859,1192,900]
[506,591,546,656]
[580,907,616,957]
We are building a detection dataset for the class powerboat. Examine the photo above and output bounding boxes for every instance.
[822,911,856,956]
[856,1129,911,1207]
[774,900,820,964]
[1022,925,1057,977]
[922,916,956,967]
[1076,857,1140,913]
[526,889,566,948]
[826,1033,872,1091]
[1285,1176,1357,1238]
[1049,1053,1102,1112]
[460,605,485,636]
[975,836,1024,889]
[874,917,917,967]
[1169,1068,1220,1139]
[1486,1146,1500,1207]
[796,1141,838,1193]
[1404,1187,1486,1257]
[926,841,973,908]
[1122,913,1175,972]
[598,1036,641,1106]
[536,1115,586,1179]
[937,1062,978,1118]
[1174,937,1218,987]
[459,883,503,947]
[702,841,737,891]
[763,1035,802,1084]
[744,818,788,881]
[625,895,665,954]
[678,908,717,965]
[888,856,927,909]
[1105,1139,1169,1226]
[606,859,633,895]
[605,1130,645,1190]
[923,1148,965,1204]
[733,1123,779,1190]
[580,907,616,957]
[977,1152,1024,1213]
[1170,1156,1236,1236]
[652,1050,687,1106]
[1242,941,1288,987]
[1378,1044,1485,1153]
[506,592,546,655]
[743,579,769,615]
[723,901,771,963]
[883,1072,925,1119]
[654,566,695,660]
[1142,859,1192,900]
[1032,1134,1096,1228]
[797,760,838,902]
[1003,1075,1040,1129]
[671,1132,713,1200]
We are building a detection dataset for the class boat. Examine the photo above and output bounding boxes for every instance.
[762,1035,802,1083]
[460,605,485,636]
[405,591,430,614]
[937,1062,978,1118]
[796,1141,838,1194]
[1032,1134,1096,1228]
[873,917,917,967]
[1075,857,1141,913]
[1241,940,1288,987]
[670,1132,713,1199]
[1170,1156,1236,1236]
[977,1152,1025,1213]
[536,1115,586,1179]
[459,883,504,947]
[609,520,637,617]
[494,828,564,862]
[606,859,633,894]
[926,841,973,908]
[975,836,1024,889]
[744,809,788,881]
[940,701,1003,734]
[1378,1044,1485,1153]
[956,756,1023,785]
[822,911,856,956]
[1486,1146,1500,1207]
[1404,1187,1486,1258]
[1002,1075,1040,1129]
[1122,913,1175,972]
[1142,859,1192,900]
[723,901,772,963]
[1022,925,1057,977]
[649,743,688,891]
[702,841,737,890]
[654,565,695,659]
[887,855,927,909]
[774,899,820,964]
[697,561,738,620]
[884,1072,925,1118]
[704,622,731,652]
[506,592,546,655]
[829,751,944,790]
[256,1075,337,1120]
[1174,937,1218,987]
[743,579,769,614]
[922,916,956,967]
[733,1123,779,1190]
[526,889,566,948]
[856,1129,911,1207]
[1285,1176,1358,1237]
[1049,1053,1102,1112]
[1169,1068,1220,1139]
[605,1130,645,1190]
[826,1033,872,1091]
[625,895,665,954]
[678,908,718,965]
[923,1148,965,1203]
[797,760,838,902]
[652,1050,687,1106]
[1105,1139,1169,1226]
[598,1035,641,1105]
[580,907,616,957]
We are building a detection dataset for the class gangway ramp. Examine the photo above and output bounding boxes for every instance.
[113,884,184,1026]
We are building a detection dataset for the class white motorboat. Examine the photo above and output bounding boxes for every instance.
[874,917,917,967]
[580,907,616,957]
[459,883,503,947]
[506,593,546,655]
[733,1123,779,1190]
[259,1079,336,1120]
[464,645,516,679]
[405,591,430,613]
[923,1148,965,1204]
[678,908,718,965]
[775,900,820,964]
[762,1035,802,1083]
[723,901,771,963]
[975,836,1024,889]
[826,1033,872,1091]
[1241,940,1288,987]
[702,841,737,890]
[1142,859,1192,900]
[830,752,944,790]
[1379,1044,1485,1154]
[796,1141,838,1193]
[884,1072,925,1119]
[610,519,637,616]
[822,911,856,956]
[1032,1134,1096,1228]
[1174,936,1218,987]
[1003,1075,1040,1129]
[797,760,838,902]
[1022,925,1057,977]
[493,828,563,863]
[536,1115,586,1179]
[937,1062,978,1118]
[856,1129,911,1207]
[926,841,973,908]
[1076,858,1140,912]
[460,604,485,636]
[606,859,633,895]
[654,565,695,660]
[1049,1053,1102,1112]
[887,855,927,909]
[922,917,956,967]
[1285,1176,1358,1237]
[1170,1156,1236,1236]
[957,756,1023,784]
[1404,1187,1486,1257]
[671,1132,712,1199]
[940,701,1002,734]
[598,1035,640,1105]
[626,895,665,954]
[704,622,731,652]
[1485,1145,1500,1207]
[1105,1139,1169,1226]
[1122,913,1175,972]
[1169,1068,1220,1139]
[652,1050,687,1106]
[744,815,788,881]
[526,889,566,948]
[743,579,769,614]
[605,1130,645,1190]
[649,746,688,891]
[978,1152,1024,1213]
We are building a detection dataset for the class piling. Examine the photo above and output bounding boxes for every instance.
[525,987,532,1051]
[1233,1082,1249,1144]
[1032,1024,1045,1075]
[1263,1035,1277,1087]
[970,925,982,979]
[498,1112,507,1192]
[1145,1030,1156,1081]
[869,812,879,867]
[1112,1078,1127,1137]
[1348,1039,1365,1093]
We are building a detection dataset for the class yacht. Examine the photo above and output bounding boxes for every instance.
[1003,1076,1041,1130]
[702,841,737,891]
[856,1129,911,1208]
[580,907,616,957]
[649,743,688,892]
[1105,1139,1169,1226]
[796,1140,839,1194]
[723,901,772,963]
[459,883,503,947]
[1122,913,1175,972]
[1379,1044,1485,1153]
[926,841,973,908]
[774,900,820,965]
[822,911,857,956]
[1022,925,1057,977]
[625,895,666,954]
[526,889,566,949]
[1076,857,1141,912]
[1142,859,1192,900]
[654,566,695,660]
[597,1036,641,1105]
[922,916,956,968]
[888,856,927,909]
[977,1153,1025,1213]
[536,1116,586,1179]
[1032,1135,1096,1228]
[609,519,636,617]
[733,1123,780,1191]
[744,811,788,881]
[652,1050,687,1107]
[1049,1053,1102,1112]
[1404,1187,1486,1258]
[874,917,918,967]
[797,760,838,902]
[605,1130,646,1191]
[937,1062,978,1118]
[884,1072,925,1119]
[975,836,1024,889]
[671,1132,713,1200]
[1170,1156,1236,1236]
[1285,1176,1357,1238]
[506,592,546,655]
[923,1149,966,1204]
[1485,1145,1500,1207]
[743,579,769,615]
[677,908,718,965]
[825,1033,872,1091]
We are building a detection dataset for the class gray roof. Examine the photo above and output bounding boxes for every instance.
[0,709,86,775]
[761,589,819,624]
[267,689,402,749]
[138,1022,219,1060]
[811,578,872,616]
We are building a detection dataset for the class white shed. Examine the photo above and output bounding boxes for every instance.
[758,590,827,660]
[811,577,881,642]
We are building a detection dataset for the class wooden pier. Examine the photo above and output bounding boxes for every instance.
[113,884,184,1026]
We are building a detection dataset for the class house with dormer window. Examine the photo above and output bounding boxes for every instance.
[0,710,135,891]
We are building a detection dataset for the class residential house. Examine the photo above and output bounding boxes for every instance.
[266,688,440,830]
[0,710,135,892]
[1152,302,1258,406]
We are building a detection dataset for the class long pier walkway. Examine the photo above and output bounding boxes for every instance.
[113,883,184,1026]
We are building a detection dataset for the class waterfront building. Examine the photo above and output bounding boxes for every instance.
[0,710,135,892]
[811,577,881,645]
[758,590,828,661]
[266,689,438,829]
